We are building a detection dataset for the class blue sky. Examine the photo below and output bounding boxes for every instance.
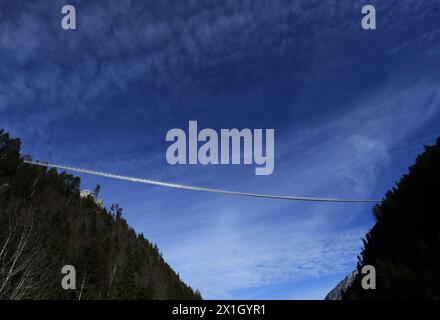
[1,0,440,299]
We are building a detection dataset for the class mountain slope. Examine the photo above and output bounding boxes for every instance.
[325,271,357,300]
[0,129,201,300]
[341,137,440,299]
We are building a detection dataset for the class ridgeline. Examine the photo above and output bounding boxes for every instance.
[0,129,201,300]
[341,137,440,299]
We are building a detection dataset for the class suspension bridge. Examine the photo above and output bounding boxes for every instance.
[24,160,381,203]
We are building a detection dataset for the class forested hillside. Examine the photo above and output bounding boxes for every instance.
[0,129,201,300]
[343,138,440,299]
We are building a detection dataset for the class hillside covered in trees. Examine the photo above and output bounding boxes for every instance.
[0,129,201,300]
[342,137,440,299]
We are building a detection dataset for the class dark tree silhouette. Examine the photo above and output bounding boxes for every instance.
[344,138,440,299]
[0,129,201,300]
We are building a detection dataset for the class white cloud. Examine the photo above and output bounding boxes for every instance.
[143,77,440,299]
